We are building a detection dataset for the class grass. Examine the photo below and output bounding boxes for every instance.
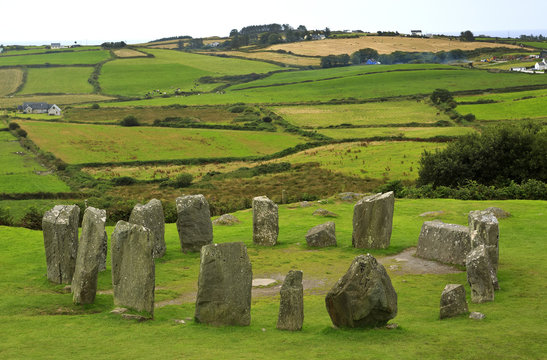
[204,50,320,67]
[113,49,148,58]
[0,46,101,56]
[18,121,306,164]
[457,95,547,121]
[455,89,547,103]
[0,68,24,96]
[0,199,79,222]
[100,49,283,97]
[0,131,70,193]
[0,94,116,108]
[18,67,94,95]
[0,50,111,66]
[317,126,477,139]
[0,198,544,359]
[273,100,451,128]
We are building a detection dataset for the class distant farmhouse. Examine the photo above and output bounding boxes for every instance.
[18,102,62,116]
[51,43,61,49]
[0,47,3,54]
[411,30,423,36]
[534,59,547,71]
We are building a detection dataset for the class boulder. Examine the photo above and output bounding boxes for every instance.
[212,214,240,226]
[252,196,278,246]
[129,199,166,258]
[312,208,338,217]
[469,312,486,320]
[485,207,511,219]
[416,221,471,266]
[352,192,394,249]
[111,221,155,316]
[468,210,499,290]
[277,270,304,331]
[195,242,252,326]
[338,192,364,201]
[42,205,80,284]
[72,207,107,305]
[176,195,213,252]
[305,222,336,247]
[325,254,397,328]
[440,284,468,319]
[466,245,495,303]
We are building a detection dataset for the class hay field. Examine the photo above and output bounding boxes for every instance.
[113,48,148,57]
[18,67,94,95]
[317,126,477,140]
[0,68,24,96]
[267,36,522,56]
[205,51,319,67]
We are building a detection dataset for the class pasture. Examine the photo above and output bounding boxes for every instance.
[18,121,306,164]
[0,68,24,96]
[0,94,116,108]
[0,50,111,66]
[113,48,148,57]
[456,95,547,121]
[18,67,94,95]
[317,126,476,140]
[0,198,544,359]
[205,50,320,67]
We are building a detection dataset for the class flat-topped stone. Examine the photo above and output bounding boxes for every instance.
[416,220,471,266]
[440,284,468,319]
[253,196,278,246]
[176,195,213,252]
[129,199,166,258]
[352,191,394,249]
[277,270,304,331]
[306,221,336,247]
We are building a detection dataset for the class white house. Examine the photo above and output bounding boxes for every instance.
[19,102,62,115]
[0,47,4,54]
[411,30,423,36]
[48,104,62,116]
[534,59,547,71]
[51,43,61,49]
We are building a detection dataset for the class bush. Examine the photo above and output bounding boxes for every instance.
[20,206,43,230]
[430,89,453,105]
[0,207,14,226]
[120,115,140,127]
[228,105,246,113]
[172,173,193,188]
[111,176,137,186]
[16,128,27,137]
[8,122,20,130]
[462,113,476,122]
[90,103,100,109]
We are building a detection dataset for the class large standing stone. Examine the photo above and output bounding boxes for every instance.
[306,222,336,247]
[72,207,107,305]
[466,245,495,303]
[277,270,304,331]
[111,221,155,316]
[129,199,166,258]
[252,196,278,246]
[440,284,468,319]
[416,220,471,266]
[352,192,394,249]
[325,254,397,328]
[42,205,80,284]
[176,195,213,252]
[195,242,252,326]
[468,210,499,290]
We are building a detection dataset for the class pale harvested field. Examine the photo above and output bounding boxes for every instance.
[0,94,115,108]
[199,51,319,67]
[267,36,522,56]
[113,48,148,57]
[0,68,24,96]
[145,38,227,49]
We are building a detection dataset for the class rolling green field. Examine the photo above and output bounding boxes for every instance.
[18,121,305,164]
[273,101,450,128]
[457,95,547,121]
[0,50,111,66]
[317,126,477,140]
[100,49,283,97]
[0,94,116,108]
[0,46,102,55]
[0,199,545,359]
[0,68,24,96]
[455,89,547,103]
[18,67,94,95]
[0,131,70,193]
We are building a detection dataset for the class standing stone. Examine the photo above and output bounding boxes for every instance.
[42,205,80,284]
[253,196,279,246]
[416,221,471,266]
[129,199,166,258]
[111,221,155,316]
[176,195,213,252]
[305,222,336,247]
[440,284,468,319]
[195,242,252,326]
[468,210,499,290]
[325,254,397,328]
[277,270,304,331]
[72,207,106,305]
[466,245,495,303]
[352,192,394,249]
[99,231,108,272]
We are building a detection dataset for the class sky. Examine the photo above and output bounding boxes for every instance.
[1,0,546,45]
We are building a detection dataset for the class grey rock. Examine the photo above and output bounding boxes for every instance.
[468,210,499,290]
[485,207,510,219]
[252,196,278,246]
[111,221,155,316]
[338,192,364,201]
[469,311,486,320]
[440,284,468,319]
[129,199,166,258]
[466,245,495,303]
[110,307,128,314]
[352,192,394,249]
[299,201,313,208]
[121,313,150,322]
[195,242,252,326]
[305,222,336,247]
[416,221,471,266]
[98,231,108,272]
[385,323,399,329]
[325,254,397,328]
[312,208,338,217]
[212,214,240,226]
[176,195,213,252]
[72,207,107,305]
[42,205,80,284]
[277,270,304,331]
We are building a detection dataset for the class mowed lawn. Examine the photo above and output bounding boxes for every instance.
[18,67,94,95]
[0,132,70,193]
[273,101,451,128]
[318,126,477,140]
[0,68,24,96]
[100,49,283,97]
[0,199,544,359]
[0,50,111,66]
[18,121,306,164]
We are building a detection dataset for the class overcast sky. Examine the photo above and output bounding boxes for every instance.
[2,0,546,45]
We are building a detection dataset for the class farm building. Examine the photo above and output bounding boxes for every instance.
[18,102,62,115]
[411,30,423,36]
[50,43,61,49]
[534,59,547,71]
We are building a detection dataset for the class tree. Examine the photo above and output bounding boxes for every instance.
[229,29,239,37]
[351,48,379,64]
[324,27,331,37]
[460,30,475,42]
[430,88,453,105]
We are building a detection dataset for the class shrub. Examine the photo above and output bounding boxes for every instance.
[111,176,137,186]
[90,103,100,109]
[430,89,453,105]
[16,128,27,137]
[120,115,139,127]
[20,207,43,230]
[462,113,476,122]
[8,122,20,130]
[228,105,246,113]
[172,173,193,188]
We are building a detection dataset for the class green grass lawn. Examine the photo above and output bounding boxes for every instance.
[0,132,70,193]
[317,126,476,139]
[457,95,547,121]
[18,121,306,164]
[273,101,451,128]
[0,198,544,359]
[0,50,111,66]
[18,67,95,95]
